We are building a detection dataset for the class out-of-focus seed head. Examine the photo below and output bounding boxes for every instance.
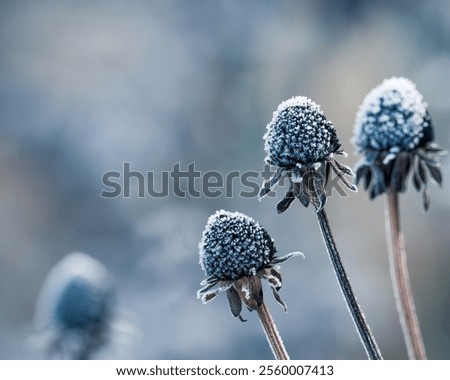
[353,77,434,153]
[35,252,114,359]
[199,210,276,281]
[264,96,341,167]
[352,77,446,209]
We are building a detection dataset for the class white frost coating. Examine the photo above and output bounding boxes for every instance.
[241,283,251,300]
[263,96,340,167]
[199,210,274,280]
[353,77,430,153]
[274,96,322,115]
[259,310,289,360]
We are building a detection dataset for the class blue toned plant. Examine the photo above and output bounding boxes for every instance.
[197,210,302,360]
[260,96,356,213]
[35,252,115,360]
[353,77,446,208]
[353,77,447,360]
[260,96,382,360]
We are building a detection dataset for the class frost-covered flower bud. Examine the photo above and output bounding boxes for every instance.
[35,252,115,359]
[199,210,275,281]
[197,210,301,320]
[352,77,446,208]
[353,77,433,154]
[264,96,341,167]
[260,96,355,213]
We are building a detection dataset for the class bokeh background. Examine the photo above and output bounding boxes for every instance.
[0,0,449,360]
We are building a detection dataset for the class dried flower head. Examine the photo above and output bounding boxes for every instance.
[353,77,446,209]
[197,210,301,321]
[260,96,356,212]
[35,252,115,359]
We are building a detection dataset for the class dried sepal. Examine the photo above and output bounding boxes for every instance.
[260,96,355,213]
[226,287,245,321]
[352,77,446,209]
[270,251,304,265]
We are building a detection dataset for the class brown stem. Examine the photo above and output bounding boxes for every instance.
[257,302,290,360]
[385,191,427,359]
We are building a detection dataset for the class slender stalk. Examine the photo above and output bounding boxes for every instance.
[385,191,427,359]
[316,208,383,360]
[257,301,290,360]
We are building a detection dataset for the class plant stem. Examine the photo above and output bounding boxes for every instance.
[316,208,383,360]
[385,191,427,359]
[257,301,290,360]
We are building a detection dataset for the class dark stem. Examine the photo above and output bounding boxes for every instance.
[385,191,427,359]
[316,208,383,360]
[257,301,290,360]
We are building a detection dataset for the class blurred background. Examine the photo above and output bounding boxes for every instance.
[0,0,449,360]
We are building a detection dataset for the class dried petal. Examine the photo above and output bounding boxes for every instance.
[271,288,287,312]
[270,251,304,265]
[352,77,446,206]
[234,277,263,311]
[426,163,443,186]
[226,287,244,320]
[277,184,295,214]
[259,167,284,199]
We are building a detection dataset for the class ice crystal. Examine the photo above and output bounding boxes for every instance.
[353,77,446,208]
[353,77,433,153]
[260,96,355,213]
[199,210,275,281]
[197,210,302,320]
[264,96,341,167]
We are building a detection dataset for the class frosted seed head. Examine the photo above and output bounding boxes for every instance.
[36,252,114,334]
[353,77,434,153]
[264,96,341,167]
[199,210,276,281]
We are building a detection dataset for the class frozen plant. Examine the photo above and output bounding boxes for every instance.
[260,96,356,213]
[35,252,115,360]
[260,96,382,360]
[353,77,447,360]
[197,210,302,360]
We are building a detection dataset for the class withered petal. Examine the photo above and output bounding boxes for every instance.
[197,288,221,304]
[391,153,410,193]
[412,165,422,191]
[333,159,354,176]
[271,288,287,312]
[259,167,285,199]
[226,287,244,321]
[262,267,283,291]
[197,280,233,302]
[426,162,443,186]
[423,186,430,211]
[330,160,358,192]
[277,184,295,214]
[417,159,427,184]
[234,276,263,311]
[270,251,303,265]
[294,182,310,208]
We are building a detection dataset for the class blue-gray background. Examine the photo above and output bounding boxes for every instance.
[0,0,449,359]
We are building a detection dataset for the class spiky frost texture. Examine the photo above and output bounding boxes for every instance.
[260,96,356,213]
[264,97,341,167]
[354,77,432,153]
[199,210,275,281]
[198,210,301,321]
[353,77,446,208]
